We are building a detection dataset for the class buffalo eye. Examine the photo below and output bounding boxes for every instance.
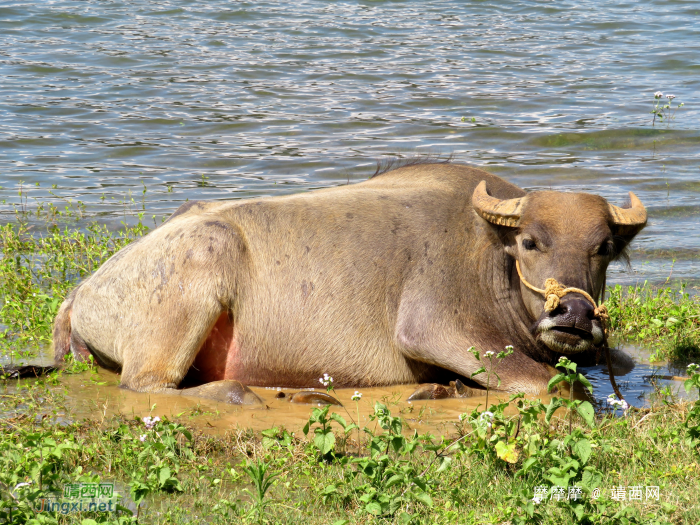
[597,241,614,257]
[522,238,537,251]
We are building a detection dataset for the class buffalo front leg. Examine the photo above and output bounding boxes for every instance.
[396,323,554,395]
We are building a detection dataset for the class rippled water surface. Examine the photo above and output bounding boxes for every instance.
[1,0,699,288]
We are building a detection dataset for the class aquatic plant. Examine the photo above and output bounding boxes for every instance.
[651,92,684,127]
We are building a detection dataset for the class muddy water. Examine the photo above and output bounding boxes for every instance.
[50,370,506,436]
[3,344,692,436]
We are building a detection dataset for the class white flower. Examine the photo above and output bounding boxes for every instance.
[139,434,147,442]
[351,391,362,401]
[666,94,676,100]
[687,363,699,374]
[484,351,495,358]
[143,415,161,430]
[607,394,628,410]
[479,411,494,427]
[504,345,514,351]
[654,91,663,98]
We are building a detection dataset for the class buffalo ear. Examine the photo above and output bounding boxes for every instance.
[608,192,647,238]
[471,181,524,228]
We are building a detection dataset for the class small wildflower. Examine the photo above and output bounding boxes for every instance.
[484,351,495,358]
[139,434,147,442]
[687,363,699,374]
[479,411,494,427]
[504,345,513,351]
[654,91,663,98]
[666,94,675,100]
[319,373,333,388]
[142,415,161,430]
[351,391,362,401]
[607,394,628,410]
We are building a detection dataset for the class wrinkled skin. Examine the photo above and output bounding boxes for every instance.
[52,162,646,402]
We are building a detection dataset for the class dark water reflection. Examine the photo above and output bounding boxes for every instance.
[1,0,699,289]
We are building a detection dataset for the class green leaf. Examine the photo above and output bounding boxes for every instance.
[572,503,586,520]
[572,438,592,465]
[385,474,404,488]
[575,401,596,428]
[436,456,452,473]
[330,412,348,428]
[411,489,433,507]
[544,397,563,424]
[685,378,697,394]
[495,441,519,464]
[576,373,594,394]
[159,466,171,487]
[320,484,338,495]
[547,373,566,392]
[365,501,383,515]
[314,431,336,455]
[470,366,486,378]
[332,521,349,525]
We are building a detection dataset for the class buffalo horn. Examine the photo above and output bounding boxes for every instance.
[471,180,524,227]
[608,192,647,235]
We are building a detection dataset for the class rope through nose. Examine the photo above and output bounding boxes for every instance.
[514,260,608,322]
[514,260,625,405]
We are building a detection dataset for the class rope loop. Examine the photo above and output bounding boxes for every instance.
[514,260,624,405]
[515,260,606,326]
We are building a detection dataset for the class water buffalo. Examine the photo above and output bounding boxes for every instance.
[52,162,646,401]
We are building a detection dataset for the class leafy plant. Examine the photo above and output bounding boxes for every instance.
[242,459,279,523]
[651,91,684,127]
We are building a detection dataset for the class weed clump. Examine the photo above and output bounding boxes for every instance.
[606,282,700,362]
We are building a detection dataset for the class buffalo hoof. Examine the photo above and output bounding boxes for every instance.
[408,384,451,400]
[450,379,479,397]
[289,391,342,406]
[408,379,479,401]
[0,365,57,379]
[180,380,264,405]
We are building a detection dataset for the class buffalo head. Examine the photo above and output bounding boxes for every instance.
[472,181,647,355]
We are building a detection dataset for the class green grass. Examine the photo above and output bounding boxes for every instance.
[1,374,699,525]
[607,283,700,362]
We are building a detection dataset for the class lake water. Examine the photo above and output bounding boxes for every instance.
[0,1,698,421]
[1,0,698,286]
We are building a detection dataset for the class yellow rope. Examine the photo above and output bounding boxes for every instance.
[515,260,608,322]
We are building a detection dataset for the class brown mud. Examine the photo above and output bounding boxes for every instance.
[8,368,548,437]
